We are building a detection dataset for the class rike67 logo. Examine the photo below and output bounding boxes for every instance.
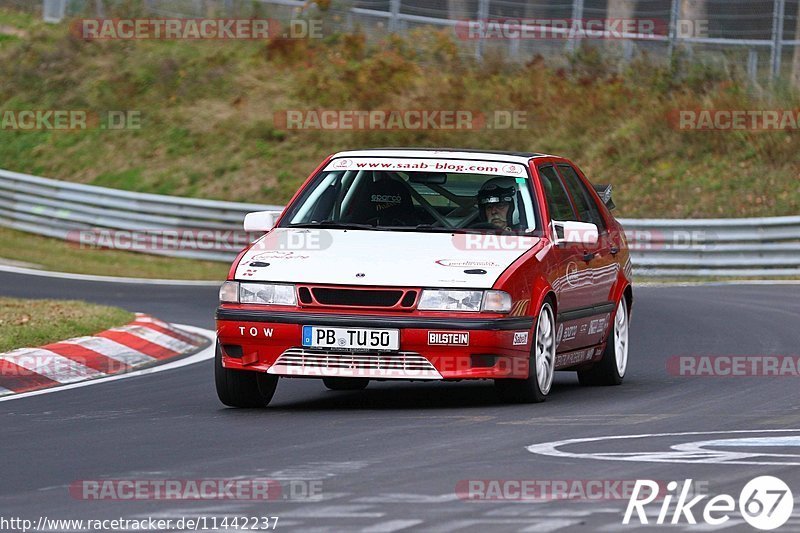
[623,476,794,530]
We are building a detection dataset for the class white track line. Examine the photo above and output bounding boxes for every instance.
[0,264,222,286]
[0,326,215,403]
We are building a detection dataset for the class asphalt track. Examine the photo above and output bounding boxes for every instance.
[2,269,800,532]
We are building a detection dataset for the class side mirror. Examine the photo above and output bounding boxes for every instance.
[552,221,599,246]
[243,210,282,232]
[592,183,615,210]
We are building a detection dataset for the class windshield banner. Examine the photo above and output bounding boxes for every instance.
[324,158,528,177]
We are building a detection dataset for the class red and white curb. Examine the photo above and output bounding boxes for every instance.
[0,313,211,397]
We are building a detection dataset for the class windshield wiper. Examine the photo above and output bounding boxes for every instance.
[289,221,379,230]
[378,224,464,233]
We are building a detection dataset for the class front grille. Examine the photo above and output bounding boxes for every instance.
[310,288,406,307]
[268,348,442,380]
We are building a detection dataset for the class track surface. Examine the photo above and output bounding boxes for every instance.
[2,270,800,532]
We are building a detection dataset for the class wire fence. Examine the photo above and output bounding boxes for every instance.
[10,0,797,85]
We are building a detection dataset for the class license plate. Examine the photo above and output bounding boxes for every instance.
[302,326,399,351]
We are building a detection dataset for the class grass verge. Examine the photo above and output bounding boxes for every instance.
[0,297,134,352]
[0,226,229,280]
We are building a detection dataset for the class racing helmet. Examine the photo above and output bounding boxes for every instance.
[477,178,516,225]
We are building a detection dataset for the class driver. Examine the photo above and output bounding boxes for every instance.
[477,178,518,231]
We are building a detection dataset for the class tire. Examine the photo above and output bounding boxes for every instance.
[578,295,629,386]
[323,377,369,391]
[215,343,278,407]
[495,301,556,403]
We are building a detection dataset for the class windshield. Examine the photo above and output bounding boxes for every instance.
[282,158,538,233]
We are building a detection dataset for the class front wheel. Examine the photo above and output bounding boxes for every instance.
[215,343,278,407]
[495,301,556,403]
[323,377,369,391]
[578,295,629,386]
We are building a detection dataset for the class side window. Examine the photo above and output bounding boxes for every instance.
[557,165,607,232]
[538,165,577,221]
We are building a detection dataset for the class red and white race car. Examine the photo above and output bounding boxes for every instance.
[215,149,632,406]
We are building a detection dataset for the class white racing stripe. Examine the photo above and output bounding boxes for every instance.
[0,326,216,403]
[108,325,197,352]
[59,336,157,366]
[1,348,102,383]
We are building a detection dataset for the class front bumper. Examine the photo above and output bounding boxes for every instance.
[216,308,534,380]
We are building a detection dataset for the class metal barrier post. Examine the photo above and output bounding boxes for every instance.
[668,0,681,59]
[748,48,759,83]
[388,0,401,32]
[42,0,67,23]
[771,0,786,80]
[476,0,490,61]
[567,0,584,54]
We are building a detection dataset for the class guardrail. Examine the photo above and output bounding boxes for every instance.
[0,168,798,277]
[0,168,281,262]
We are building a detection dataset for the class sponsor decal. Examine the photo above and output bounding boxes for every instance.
[556,323,564,345]
[588,315,609,335]
[435,259,500,268]
[324,158,528,177]
[512,331,529,346]
[239,327,274,338]
[509,299,529,317]
[428,331,470,346]
[565,261,580,287]
[562,324,578,342]
[250,251,310,261]
[555,349,593,367]
[370,194,402,204]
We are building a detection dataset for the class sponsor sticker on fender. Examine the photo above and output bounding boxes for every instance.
[324,158,527,177]
[513,331,529,345]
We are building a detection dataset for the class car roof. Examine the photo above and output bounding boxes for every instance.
[332,148,554,165]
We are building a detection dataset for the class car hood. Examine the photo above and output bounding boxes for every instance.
[235,228,540,289]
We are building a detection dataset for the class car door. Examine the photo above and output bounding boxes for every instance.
[536,164,595,354]
[555,163,618,346]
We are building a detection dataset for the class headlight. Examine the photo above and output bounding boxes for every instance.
[239,283,297,306]
[418,290,483,312]
[481,290,512,313]
[219,281,239,303]
[417,289,513,313]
